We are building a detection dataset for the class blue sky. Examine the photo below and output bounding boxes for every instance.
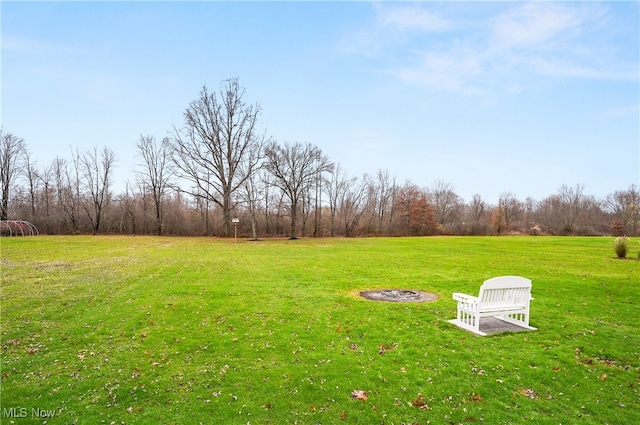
[2,1,639,203]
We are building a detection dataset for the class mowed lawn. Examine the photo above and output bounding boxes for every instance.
[1,236,638,424]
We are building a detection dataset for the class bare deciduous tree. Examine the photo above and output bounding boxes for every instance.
[326,164,352,237]
[264,141,333,239]
[0,129,26,220]
[21,149,40,221]
[340,173,372,237]
[238,146,266,240]
[373,169,396,235]
[430,179,462,230]
[466,193,487,235]
[52,155,83,233]
[494,192,522,234]
[171,79,264,237]
[137,135,174,235]
[79,147,116,234]
[557,184,587,234]
[35,161,54,233]
[605,184,640,236]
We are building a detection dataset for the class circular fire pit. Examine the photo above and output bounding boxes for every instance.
[359,289,438,303]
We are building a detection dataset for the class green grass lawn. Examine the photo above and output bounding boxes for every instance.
[1,236,638,424]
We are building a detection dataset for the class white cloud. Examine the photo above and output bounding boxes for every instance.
[527,56,638,81]
[390,48,486,96]
[338,4,451,57]
[348,2,637,98]
[489,2,591,51]
[378,6,451,33]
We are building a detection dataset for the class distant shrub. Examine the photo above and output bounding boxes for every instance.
[613,237,628,259]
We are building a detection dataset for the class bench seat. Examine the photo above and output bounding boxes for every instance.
[448,276,537,336]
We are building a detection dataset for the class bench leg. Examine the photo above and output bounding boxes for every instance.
[448,303,487,336]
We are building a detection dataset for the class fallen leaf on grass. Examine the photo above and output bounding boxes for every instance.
[411,393,430,410]
[378,343,398,355]
[131,367,141,379]
[351,390,368,401]
[470,393,483,402]
[518,388,538,399]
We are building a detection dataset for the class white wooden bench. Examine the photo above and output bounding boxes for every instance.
[448,276,536,336]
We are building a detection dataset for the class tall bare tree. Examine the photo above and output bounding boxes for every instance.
[494,192,522,234]
[557,184,587,234]
[238,145,266,240]
[171,78,264,237]
[326,164,352,237]
[0,129,26,220]
[264,141,333,239]
[52,155,83,233]
[136,135,174,235]
[466,193,488,235]
[79,147,116,234]
[430,179,462,230]
[340,173,372,237]
[21,149,40,221]
[605,184,640,236]
[36,161,54,233]
[373,169,396,235]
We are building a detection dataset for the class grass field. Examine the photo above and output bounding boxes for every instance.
[1,236,639,424]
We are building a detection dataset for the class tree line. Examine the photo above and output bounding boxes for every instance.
[2,79,639,238]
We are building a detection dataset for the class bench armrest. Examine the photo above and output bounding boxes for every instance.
[452,293,478,303]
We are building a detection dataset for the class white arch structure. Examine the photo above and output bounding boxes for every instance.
[0,220,40,237]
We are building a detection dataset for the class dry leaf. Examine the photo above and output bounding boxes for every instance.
[470,393,483,402]
[351,390,368,401]
[378,342,398,355]
[412,393,430,410]
[518,388,538,399]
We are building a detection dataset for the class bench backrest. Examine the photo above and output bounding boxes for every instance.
[478,276,532,308]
